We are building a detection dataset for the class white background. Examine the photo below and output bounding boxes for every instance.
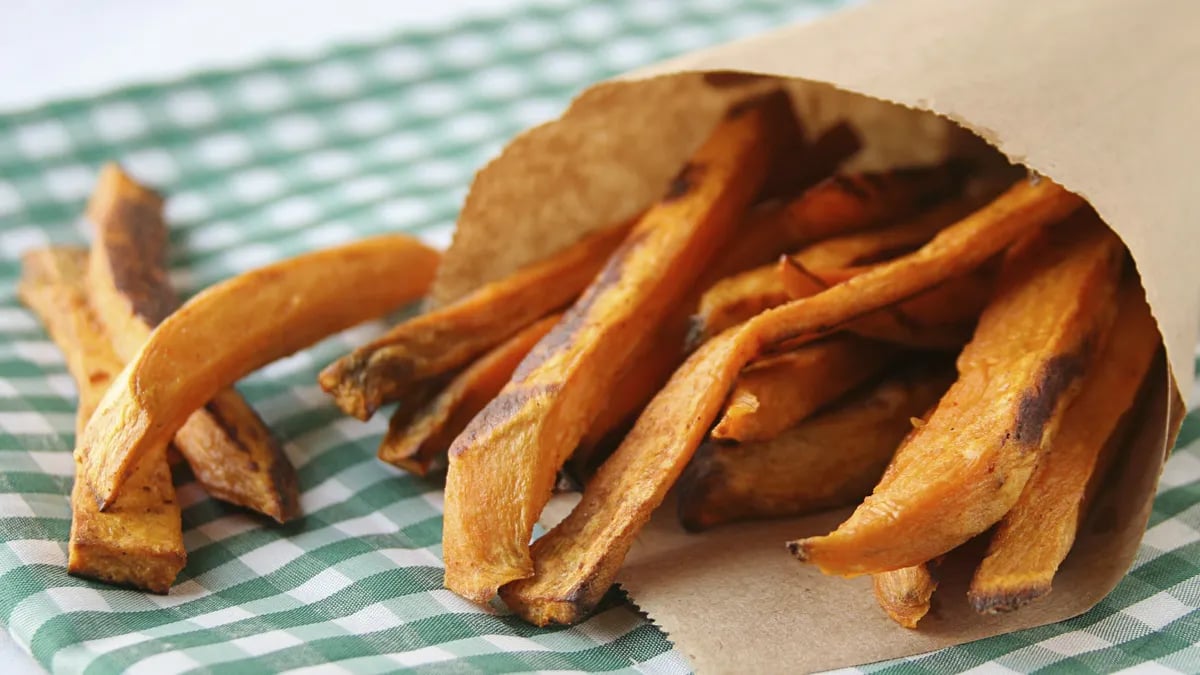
[0,2,532,671]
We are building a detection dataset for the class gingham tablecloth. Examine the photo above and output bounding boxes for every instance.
[0,0,1197,672]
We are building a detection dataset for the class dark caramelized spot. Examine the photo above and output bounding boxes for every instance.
[664,162,705,202]
[450,384,561,456]
[831,174,871,201]
[513,229,650,382]
[1013,350,1087,445]
[101,200,178,326]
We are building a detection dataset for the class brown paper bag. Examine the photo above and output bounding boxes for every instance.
[431,0,1199,670]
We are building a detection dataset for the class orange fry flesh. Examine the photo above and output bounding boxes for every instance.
[678,363,953,532]
[779,257,993,350]
[18,248,184,593]
[379,314,560,476]
[79,234,440,509]
[497,177,1084,624]
[874,563,938,629]
[320,220,634,420]
[790,212,1124,576]
[782,164,966,244]
[711,336,897,443]
[690,164,969,344]
[86,164,300,522]
[792,198,972,272]
[693,264,789,341]
[968,280,1161,614]
[442,91,801,604]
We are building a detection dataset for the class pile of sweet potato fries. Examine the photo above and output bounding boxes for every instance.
[23,88,1160,632]
[317,89,1159,627]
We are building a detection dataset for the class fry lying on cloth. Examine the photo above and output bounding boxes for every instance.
[442,90,804,604]
[790,210,1123,576]
[86,164,299,523]
[678,361,953,531]
[79,234,440,510]
[710,336,899,443]
[379,314,561,476]
[18,247,184,594]
[499,177,1081,625]
[320,220,634,420]
[691,164,969,342]
[968,278,1160,614]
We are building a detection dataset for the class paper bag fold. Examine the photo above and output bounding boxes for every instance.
[432,0,1198,670]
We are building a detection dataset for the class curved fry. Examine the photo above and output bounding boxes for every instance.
[79,234,440,509]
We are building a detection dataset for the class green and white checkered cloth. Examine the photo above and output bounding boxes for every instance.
[0,0,1197,672]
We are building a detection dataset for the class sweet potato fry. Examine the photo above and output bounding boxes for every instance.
[79,234,440,509]
[711,336,898,443]
[18,247,184,594]
[86,164,300,522]
[573,196,813,478]
[792,192,991,273]
[442,91,801,604]
[498,177,1083,624]
[570,318,690,479]
[968,280,1160,614]
[679,363,953,531]
[789,211,1124,576]
[778,257,993,349]
[693,264,790,341]
[320,220,634,421]
[874,563,938,629]
[782,163,967,243]
[690,164,968,343]
[379,314,560,476]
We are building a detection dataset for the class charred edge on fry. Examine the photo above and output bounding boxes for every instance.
[663,162,706,202]
[968,582,1050,615]
[102,199,177,326]
[448,383,561,457]
[1012,349,1088,446]
[202,401,248,451]
[830,174,872,202]
[511,229,650,382]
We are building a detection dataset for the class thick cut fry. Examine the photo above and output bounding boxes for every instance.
[693,264,789,341]
[790,212,1124,576]
[570,319,689,478]
[782,164,966,244]
[779,257,993,349]
[86,164,300,522]
[498,177,1083,625]
[874,563,938,629]
[691,164,967,342]
[711,336,897,443]
[80,234,440,509]
[443,91,801,604]
[792,192,991,273]
[679,364,953,531]
[968,281,1160,614]
[320,221,634,421]
[18,248,184,594]
[380,314,560,476]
